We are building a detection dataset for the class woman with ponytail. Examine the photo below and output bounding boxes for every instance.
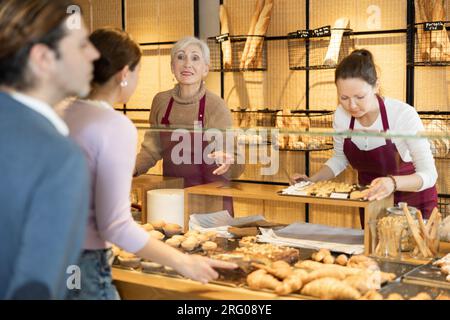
[292,49,438,223]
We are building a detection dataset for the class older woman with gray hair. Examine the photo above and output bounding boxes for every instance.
[135,36,241,215]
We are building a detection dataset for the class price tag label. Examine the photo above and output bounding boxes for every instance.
[216,33,230,42]
[312,25,331,37]
[330,192,349,199]
[296,30,310,38]
[424,22,444,31]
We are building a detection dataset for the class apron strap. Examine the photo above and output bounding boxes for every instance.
[161,97,175,125]
[377,95,390,131]
[349,116,356,130]
[197,94,206,127]
[161,95,207,126]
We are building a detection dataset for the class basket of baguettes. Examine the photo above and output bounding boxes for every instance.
[208,0,273,71]
[287,17,353,70]
[413,0,450,65]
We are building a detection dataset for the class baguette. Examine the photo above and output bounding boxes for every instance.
[219,5,233,69]
[403,205,432,257]
[323,17,350,66]
[240,0,265,69]
[244,1,273,69]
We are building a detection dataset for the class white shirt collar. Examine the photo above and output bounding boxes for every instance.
[9,92,69,136]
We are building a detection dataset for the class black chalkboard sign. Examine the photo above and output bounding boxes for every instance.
[311,25,331,37]
[216,33,230,43]
[296,30,310,38]
[424,21,444,31]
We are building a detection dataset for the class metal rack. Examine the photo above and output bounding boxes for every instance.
[410,21,450,67]
[287,27,353,70]
[276,110,334,152]
[207,35,268,72]
[419,111,450,159]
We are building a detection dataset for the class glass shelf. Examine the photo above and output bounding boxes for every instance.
[136,125,450,140]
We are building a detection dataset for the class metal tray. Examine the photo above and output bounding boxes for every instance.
[403,263,450,290]
[379,281,450,299]
[372,257,420,279]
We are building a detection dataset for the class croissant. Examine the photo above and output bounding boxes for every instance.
[360,290,383,300]
[252,260,293,280]
[270,261,293,279]
[294,260,325,271]
[301,278,361,300]
[247,269,282,290]
[304,267,346,284]
[343,273,380,294]
[347,255,379,270]
[275,269,308,295]
[295,260,362,277]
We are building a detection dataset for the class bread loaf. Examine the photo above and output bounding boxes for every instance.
[240,0,265,69]
[244,0,273,69]
[219,5,233,69]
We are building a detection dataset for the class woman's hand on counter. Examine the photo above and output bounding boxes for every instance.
[367,177,396,201]
[208,151,234,175]
[177,254,238,284]
[290,173,311,183]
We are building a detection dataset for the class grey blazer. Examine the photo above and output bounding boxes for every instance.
[0,92,90,299]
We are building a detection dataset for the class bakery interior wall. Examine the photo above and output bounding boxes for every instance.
[77,0,449,228]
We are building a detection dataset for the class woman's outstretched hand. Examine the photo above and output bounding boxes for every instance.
[177,254,238,284]
[290,173,311,184]
[208,151,234,175]
[367,177,396,201]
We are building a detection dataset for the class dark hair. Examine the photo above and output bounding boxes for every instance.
[335,49,378,86]
[0,0,74,90]
[89,28,141,86]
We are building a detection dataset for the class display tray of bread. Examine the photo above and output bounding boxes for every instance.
[112,233,443,299]
[280,180,369,200]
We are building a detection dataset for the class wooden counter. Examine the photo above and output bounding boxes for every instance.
[184,181,393,255]
[112,267,301,300]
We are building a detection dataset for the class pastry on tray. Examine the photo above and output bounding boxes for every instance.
[162,223,182,237]
[141,260,163,273]
[118,251,141,269]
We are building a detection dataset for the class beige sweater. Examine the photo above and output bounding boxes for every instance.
[135,84,243,178]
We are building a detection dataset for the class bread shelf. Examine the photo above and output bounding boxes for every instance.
[207,35,268,72]
[287,27,353,71]
[420,112,450,159]
[410,21,450,67]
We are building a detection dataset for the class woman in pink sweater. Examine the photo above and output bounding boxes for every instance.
[63,28,236,300]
